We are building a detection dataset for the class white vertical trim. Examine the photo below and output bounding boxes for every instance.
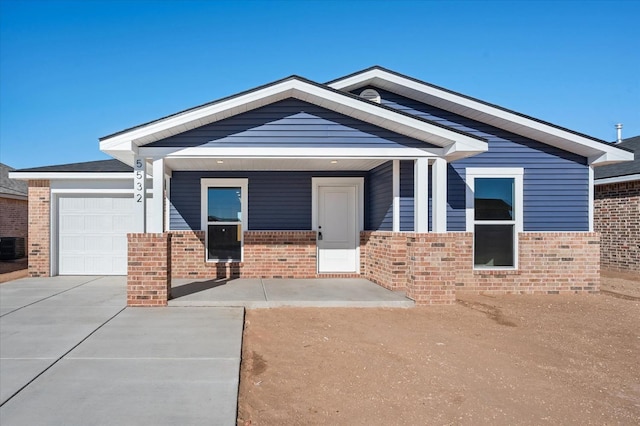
[392,160,400,232]
[432,158,448,233]
[50,192,58,277]
[150,158,164,233]
[165,173,171,232]
[588,166,594,232]
[414,158,429,233]
[133,156,147,232]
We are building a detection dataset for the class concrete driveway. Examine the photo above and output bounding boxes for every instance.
[0,276,244,426]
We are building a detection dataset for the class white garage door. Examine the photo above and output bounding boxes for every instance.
[58,195,136,275]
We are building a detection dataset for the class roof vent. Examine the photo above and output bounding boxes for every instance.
[359,88,381,104]
[615,123,623,144]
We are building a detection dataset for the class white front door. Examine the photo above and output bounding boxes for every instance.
[317,185,358,273]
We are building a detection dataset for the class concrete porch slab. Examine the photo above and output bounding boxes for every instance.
[169,277,414,308]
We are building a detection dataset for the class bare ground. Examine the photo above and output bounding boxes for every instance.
[238,292,640,425]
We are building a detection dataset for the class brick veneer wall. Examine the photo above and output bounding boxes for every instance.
[361,231,600,304]
[242,231,317,278]
[27,180,50,277]
[127,233,171,306]
[361,231,408,290]
[0,197,28,241]
[595,180,639,272]
[170,230,362,279]
[451,232,600,295]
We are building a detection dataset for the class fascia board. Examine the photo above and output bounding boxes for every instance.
[139,146,445,159]
[99,84,296,151]
[0,193,28,201]
[588,149,635,166]
[8,172,133,180]
[288,86,485,151]
[594,174,640,185]
[330,68,632,162]
[100,78,487,156]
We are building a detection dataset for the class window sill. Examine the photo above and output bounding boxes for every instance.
[473,268,520,275]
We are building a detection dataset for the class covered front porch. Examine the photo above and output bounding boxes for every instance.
[169,277,414,308]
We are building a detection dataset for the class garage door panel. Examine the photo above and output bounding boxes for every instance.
[112,215,134,232]
[58,195,136,275]
[60,215,85,233]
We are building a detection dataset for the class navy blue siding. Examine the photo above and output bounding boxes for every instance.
[399,160,414,231]
[355,87,589,232]
[149,99,435,149]
[366,162,392,231]
[171,171,368,231]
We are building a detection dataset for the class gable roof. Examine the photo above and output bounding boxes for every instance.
[99,75,488,165]
[328,66,633,166]
[594,136,640,182]
[0,163,28,198]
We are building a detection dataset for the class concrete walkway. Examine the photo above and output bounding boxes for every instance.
[170,277,415,308]
[0,276,244,426]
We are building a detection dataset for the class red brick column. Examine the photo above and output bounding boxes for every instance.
[127,233,171,307]
[406,233,465,305]
[361,231,408,291]
[27,180,50,277]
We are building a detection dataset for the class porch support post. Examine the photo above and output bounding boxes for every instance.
[414,157,429,233]
[432,158,448,233]
[392,160,400,232]
[150,158,165,233]
[133,156,147,232]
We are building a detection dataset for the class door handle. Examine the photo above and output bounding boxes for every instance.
[318,231,323,241]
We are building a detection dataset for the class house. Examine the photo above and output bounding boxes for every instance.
[10,66,633,306]
[1,163,28,258]
[594,136,639,273]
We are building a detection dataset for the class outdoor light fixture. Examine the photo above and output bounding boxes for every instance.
[330,160,338,164]
[216,160,224,164]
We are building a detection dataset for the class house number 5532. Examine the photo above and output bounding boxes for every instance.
[134,158,145,203]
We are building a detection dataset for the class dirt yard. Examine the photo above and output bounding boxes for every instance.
[238,289,640,424]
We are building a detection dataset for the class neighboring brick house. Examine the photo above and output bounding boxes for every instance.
[11,66,633,306]
[0,163,28,255]
[594,136,639,273]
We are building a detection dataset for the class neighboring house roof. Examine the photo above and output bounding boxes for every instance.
[327,66,632,166]
[594,136,640,184]
[9,159,133,180]
[15,159,132,173]
[0,163,28,199]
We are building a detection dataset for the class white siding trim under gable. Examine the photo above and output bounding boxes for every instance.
[328,68,633,166]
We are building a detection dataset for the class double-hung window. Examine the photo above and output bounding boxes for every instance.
[466,168,523,269]
[201,179,248,262]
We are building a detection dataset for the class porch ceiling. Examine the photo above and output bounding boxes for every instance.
[164,157,388,171]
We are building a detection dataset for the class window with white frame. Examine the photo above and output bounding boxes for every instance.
[466,168,523,268]
[201,179,248,262]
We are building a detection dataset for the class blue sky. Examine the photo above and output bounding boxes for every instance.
[1,0,638,169]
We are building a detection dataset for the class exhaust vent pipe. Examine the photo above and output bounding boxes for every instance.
[616,123,623,144]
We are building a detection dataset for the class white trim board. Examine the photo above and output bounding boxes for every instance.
[100,77,487,166]
[594,174,640,185]
[328,68,633,166]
